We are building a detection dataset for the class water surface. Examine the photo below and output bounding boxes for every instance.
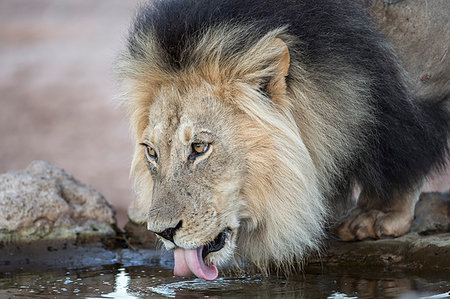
[1,264,449,298]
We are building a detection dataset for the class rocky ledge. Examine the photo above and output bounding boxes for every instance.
[307,192,450,273]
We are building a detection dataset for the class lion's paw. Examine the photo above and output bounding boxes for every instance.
[334,208,414,241]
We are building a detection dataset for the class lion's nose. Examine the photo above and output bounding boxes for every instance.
[154,220,182,243]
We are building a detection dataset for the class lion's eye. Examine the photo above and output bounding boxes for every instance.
[142,144,158,161]
[192,143,209,154]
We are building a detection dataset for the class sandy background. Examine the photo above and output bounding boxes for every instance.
[1,0,448,228]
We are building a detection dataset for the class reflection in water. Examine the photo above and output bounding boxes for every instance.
[328,293,358,299]
[0,265,449,298]
[100,268,139,299]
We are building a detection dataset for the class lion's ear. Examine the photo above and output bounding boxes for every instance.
[272,38,290,77]
[261,38,290,103]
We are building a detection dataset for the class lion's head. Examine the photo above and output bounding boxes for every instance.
[118,21,327,279]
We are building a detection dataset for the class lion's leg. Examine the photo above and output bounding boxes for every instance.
[334,183,423,241]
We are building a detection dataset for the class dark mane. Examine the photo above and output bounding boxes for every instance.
[129,0,378,71]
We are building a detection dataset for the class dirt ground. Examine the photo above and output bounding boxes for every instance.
[0,0,449,228]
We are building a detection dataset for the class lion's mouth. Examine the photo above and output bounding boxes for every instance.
[173,228,231,281]
[202,228,231,259]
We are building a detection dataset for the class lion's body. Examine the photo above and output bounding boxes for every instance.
[118,0,449,277]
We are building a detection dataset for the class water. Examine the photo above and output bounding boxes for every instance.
[0,265,448,298]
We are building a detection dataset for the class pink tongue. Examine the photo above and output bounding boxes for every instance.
[173,247,218,281]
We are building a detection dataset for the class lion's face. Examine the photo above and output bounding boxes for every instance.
[123,29,327,280]
[139,81,247,270]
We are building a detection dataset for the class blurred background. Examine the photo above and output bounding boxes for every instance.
[0,0,448,229]
[0,0,138,227]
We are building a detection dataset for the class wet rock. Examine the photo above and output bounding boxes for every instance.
[308,233,450,274]
[412,192,449,234]
[0,161,117,243]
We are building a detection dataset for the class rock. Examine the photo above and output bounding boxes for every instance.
[307,233,450,274]
[0,161,117,243]
[411,192,449,234]
[362,0,450,101]
[124,221,159,249]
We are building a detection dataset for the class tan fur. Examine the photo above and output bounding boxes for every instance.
[117,25,384,272]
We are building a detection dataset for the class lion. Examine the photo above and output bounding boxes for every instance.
[117,0,449,280]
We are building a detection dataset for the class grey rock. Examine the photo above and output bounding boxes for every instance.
[412,191,450,234]
[0,161,116,243]
[364,0,450,101]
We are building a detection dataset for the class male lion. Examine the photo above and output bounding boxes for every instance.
[117,0,449,280]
